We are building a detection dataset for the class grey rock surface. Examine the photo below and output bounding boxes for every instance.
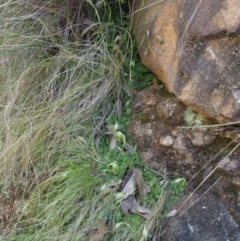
[161,194,240,241]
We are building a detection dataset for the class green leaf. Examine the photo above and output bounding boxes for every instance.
[144,73,155,81]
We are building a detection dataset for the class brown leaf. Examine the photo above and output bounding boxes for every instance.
[122,174,136,199]
[129,196,153,219]
[136,203,152,215]
[109,135,117,149]
[132,167,145,196]
[120,196,134,214]
[125,143,136,153]
[120,196,153,219]
[121,169,133,189]
[87,219,113,241]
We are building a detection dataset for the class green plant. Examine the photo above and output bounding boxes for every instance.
[171,178,186,195]
[124,51,156,90]
[184,107,206,126]
[95,113,186,239]
[0,1,186,241]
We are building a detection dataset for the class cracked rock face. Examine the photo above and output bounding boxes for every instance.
[132,0,240,123]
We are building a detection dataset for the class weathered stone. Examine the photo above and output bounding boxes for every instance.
[218,157,240,173]
[159,135,175,147]
[214,156,240,224]
[161,193,240,241]
[157,97,186,124]
[146,99,157,106]
[189,128,216,146]
[173,133,192,154]
[132,0,240,123]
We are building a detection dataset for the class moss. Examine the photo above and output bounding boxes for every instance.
[136,113,151,124]
[184,107,206,126]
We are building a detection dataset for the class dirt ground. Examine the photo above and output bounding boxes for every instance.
[128,82,240,224]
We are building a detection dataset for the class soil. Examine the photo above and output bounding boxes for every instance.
[0,188,23,234]
[128,82,240,225]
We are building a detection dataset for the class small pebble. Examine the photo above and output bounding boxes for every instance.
[160,135,175,147]
[146,100,157,106]
[171,129,179,137]
[173,134,191,154]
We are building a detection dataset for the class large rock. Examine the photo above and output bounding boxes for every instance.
[161,193,240,241]
[132,0,240,123]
